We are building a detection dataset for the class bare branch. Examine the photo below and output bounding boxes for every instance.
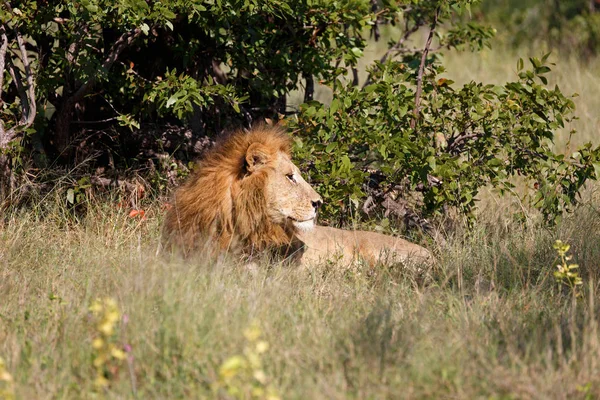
[369,0,380,41]
[69,27,143,105]
[0,26,8,101]
[447,132,481,153]
[351,67,359,87]
[90,176,138,192]
[381,24,420,64]
[410,7,440,129]
[1,25,37,147]
[14,26,36,128]
[303,73,314,103]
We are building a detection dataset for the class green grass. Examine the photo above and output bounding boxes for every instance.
[3,40,600,398]
[1,185,600,398]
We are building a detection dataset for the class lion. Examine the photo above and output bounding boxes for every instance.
[162,125,433,267]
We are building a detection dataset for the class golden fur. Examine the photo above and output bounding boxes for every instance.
[163,125,321,256]
[163,125,433,267]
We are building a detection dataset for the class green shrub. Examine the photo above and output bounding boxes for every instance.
[2,0,599,229]
[0,0,371,187]
[292,1,600,226]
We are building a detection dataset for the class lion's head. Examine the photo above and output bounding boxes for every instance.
[163,125,322,256]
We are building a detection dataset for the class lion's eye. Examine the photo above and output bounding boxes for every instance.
[286,173,296,184]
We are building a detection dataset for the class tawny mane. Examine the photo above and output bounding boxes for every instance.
[163,125,294,255]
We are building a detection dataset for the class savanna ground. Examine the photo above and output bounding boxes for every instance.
[2,39,600,399]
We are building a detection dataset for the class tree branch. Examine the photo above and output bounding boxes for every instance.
[447,131,480,153]
[14,26,36,128]
[410,7,440,129]
[0,24,37,147]
[68,27,143,105]
[362,22,420,89]
[0,26,8,102]
[303,73,314,102]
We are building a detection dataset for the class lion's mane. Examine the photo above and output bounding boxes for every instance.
[163,125,296,255]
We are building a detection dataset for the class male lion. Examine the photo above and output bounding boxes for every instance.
[163,125,433,267]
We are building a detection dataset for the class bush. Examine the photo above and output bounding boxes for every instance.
[291,1,600,227]
[0,0,371,191]
[1,0,599,230]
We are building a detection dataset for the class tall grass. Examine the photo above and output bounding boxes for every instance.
[2,39,600,398]
[1,183,600,398]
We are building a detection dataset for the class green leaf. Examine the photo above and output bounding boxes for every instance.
[330,98,340,114]
[517,58,524,71]
[166,95,178,108]
[350,47,363,58]
[593,163,600,180]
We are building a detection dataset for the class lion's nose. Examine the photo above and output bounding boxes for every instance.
[312,199,323,211]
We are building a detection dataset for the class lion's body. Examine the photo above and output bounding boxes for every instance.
[297,226,433,266]
[163,125,433,267]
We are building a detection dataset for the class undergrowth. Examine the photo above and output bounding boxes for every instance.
[1,184,600,399]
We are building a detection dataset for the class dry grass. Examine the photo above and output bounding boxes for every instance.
[2,33,600,399]
[1,183,600,398]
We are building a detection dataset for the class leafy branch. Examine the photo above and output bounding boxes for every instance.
[0,22,37,147]
[411,6,440,130]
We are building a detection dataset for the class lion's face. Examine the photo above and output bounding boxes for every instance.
[260,151,322,232]
[163,125,323,255]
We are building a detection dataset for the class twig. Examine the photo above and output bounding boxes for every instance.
[381,24,420,64]
[370,0,380,41]
[303,73,314,102]
[410,7,440,129]
[71,117,119,124]
[362,22,420,89]
[69,27,143,105]
[0,26,8,101]
[90,176,138,192]
[447,131,481,153]
[0,24,37,147]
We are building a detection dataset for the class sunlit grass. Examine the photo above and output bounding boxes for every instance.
[2,30,600,399]
[1,179,600,398]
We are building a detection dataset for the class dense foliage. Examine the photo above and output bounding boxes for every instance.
[1,0,600,228]
[292,1,600,227]
[0,0,370,192]
[293,53,600,226]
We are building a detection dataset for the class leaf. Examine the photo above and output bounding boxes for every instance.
[66,189,75,205]
[129,209,145,218]
[340,155,351,172]
[364,84,377,93]
[536,66,551,74]
[593,162,600,180]
[140,23,150,35]
[166,95,178,108]
[330,98,340,114]
[350,47,363,58]
[517,58,524,71]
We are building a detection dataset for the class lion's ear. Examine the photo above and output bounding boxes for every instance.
[245,143,271,172]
